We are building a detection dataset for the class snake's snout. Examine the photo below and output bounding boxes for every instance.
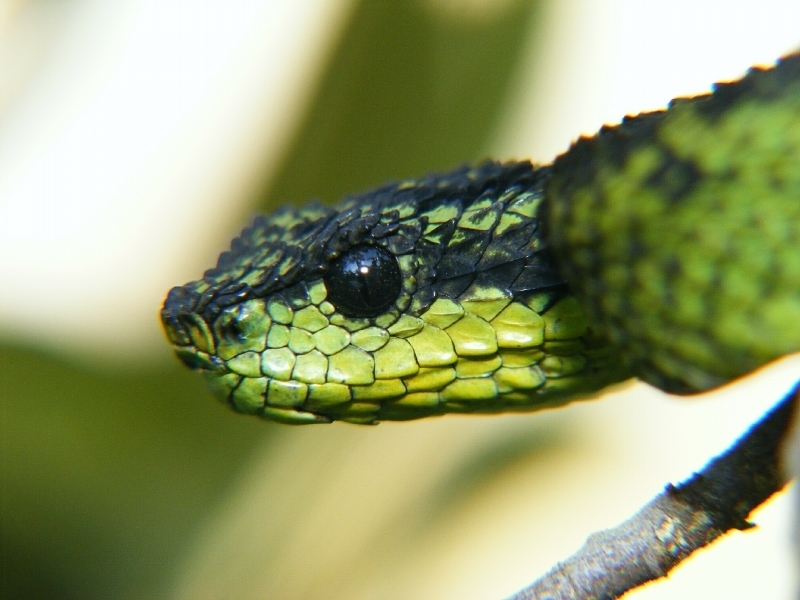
[161,286,199,346]
[160,285,225,376]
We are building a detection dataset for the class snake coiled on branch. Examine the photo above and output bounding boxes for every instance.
[162,51,800,425]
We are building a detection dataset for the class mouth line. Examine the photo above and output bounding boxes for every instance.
[173,345,226,372]
[194,362,339,425]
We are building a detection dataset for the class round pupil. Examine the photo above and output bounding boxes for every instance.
[324,245,402,318]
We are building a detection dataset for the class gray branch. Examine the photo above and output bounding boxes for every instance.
[507,384,798,600]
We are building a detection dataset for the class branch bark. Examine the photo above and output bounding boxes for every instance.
[507,384,798,600]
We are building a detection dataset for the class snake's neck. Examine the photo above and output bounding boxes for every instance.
[545,52,800,394]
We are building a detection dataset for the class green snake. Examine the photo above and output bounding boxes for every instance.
[161,51,800,425]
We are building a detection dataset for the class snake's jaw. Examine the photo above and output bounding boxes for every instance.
[161,284,333,424]
[161,161,632,424]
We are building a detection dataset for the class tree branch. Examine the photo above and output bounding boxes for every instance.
[507,384,798,600]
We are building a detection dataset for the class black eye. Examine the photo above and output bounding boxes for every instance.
[324,245,402,318]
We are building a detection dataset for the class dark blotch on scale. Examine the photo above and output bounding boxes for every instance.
[324,245,402,318]
[645,151,702,204]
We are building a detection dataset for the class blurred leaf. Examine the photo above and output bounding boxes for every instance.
[264,0,543,207]
[0,1,544,598]
[0,345,270,600]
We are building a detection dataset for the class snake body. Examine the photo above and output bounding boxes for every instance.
[162,51,800,424]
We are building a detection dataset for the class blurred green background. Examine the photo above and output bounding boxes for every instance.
[1,2,546,598]
[2,1,798,599]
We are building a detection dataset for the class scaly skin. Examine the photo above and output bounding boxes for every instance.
[162,162,629,424]
[547,51,800,394]
[162,51,800,424]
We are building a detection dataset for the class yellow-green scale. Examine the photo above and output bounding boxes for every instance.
[197,280,629,424]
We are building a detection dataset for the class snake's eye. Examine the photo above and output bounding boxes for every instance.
[324,245,402,318]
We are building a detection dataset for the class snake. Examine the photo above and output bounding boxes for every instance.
[161,51,800,425]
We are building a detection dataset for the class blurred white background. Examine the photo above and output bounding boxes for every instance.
[1,1,799,599]
[0,0,354,361]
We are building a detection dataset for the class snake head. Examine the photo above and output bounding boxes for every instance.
[162,161,629,424]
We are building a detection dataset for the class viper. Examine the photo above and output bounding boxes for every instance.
[161,51,800,425]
